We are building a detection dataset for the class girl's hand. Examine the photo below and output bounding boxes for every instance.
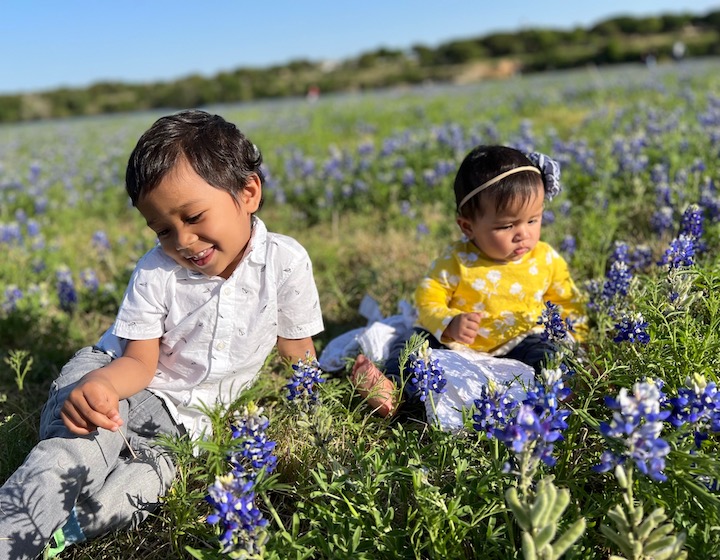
[444,313,482,345]
[61,371,123,435]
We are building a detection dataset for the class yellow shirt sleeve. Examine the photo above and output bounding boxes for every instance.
[414,247,465,342]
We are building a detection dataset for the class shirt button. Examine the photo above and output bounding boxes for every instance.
[217,341,226,350]
[223,286,232,296]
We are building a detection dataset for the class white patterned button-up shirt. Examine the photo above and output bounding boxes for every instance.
[97,217,324,437]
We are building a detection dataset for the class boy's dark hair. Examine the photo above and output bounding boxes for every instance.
[125,109,265,207]
[454,145,542,219]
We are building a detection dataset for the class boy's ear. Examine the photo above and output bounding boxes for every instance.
[241,174,262,213]
[456,216,474,238]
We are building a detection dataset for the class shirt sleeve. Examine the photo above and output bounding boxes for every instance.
[112,249,170,340]
[544,248,588,341]
[275,241,324,340]
[414,250,464,341]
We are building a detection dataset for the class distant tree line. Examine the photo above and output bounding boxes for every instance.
[2,10,719,123]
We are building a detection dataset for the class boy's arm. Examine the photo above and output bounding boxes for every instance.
[61,338,160,435]
[277,336,316,362]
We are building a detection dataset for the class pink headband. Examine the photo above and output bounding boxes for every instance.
[457,166,541,210]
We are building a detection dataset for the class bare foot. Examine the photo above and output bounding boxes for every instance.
[350,354,397,417]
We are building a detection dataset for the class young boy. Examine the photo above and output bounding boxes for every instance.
[352,145,586,417]
[0,110,324,559]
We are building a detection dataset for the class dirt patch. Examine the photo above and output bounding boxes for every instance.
[452,58,522,84]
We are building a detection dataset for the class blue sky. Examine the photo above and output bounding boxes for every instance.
[2,0,719,95]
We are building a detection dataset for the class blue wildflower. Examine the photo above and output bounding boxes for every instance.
[679,204,704,239]
[594,379,670,482]
[2,285,23,313]
[613,312,650,344]
[472,381,519,438]
[659,234,696,269]
[601,260,633,301]
[473,368,571,468]
[56,266,77,312]
[560,235,576,257]
[205,403,275,557]
[92,230,111,252]
[286,352,325,404]
[537,301,574,344]
[80,269,99,293]
[668,374,720,448]
[407,341,447,402]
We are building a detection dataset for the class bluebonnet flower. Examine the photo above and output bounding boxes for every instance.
[205,403,275,558]
[26,219,41,237]
[2,285,23,313]
[416,223,430,238]
[679,204,704,239]
[56,266,77,312]
[627,244,653,272]
[560,235,576,257]
[537,301,574,344]
[205,473,268,557]
[542,210,555,224]
[228,405,277,476]
[613,312,650,344]
[601,260,633,301]
[473,368,571,468]
[91,230,111,252]
[594,379,670,482]
[401,168,416,187]
[407,341,447,402]
[80,269,99,292]
[650,206,674,235]
[472,380,518,438]
[659,234,696,269]
[0,222,22,245]
[668,374,720,448]
[286,352,325,404]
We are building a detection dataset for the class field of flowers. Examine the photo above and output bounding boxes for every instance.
[1,59,720,559]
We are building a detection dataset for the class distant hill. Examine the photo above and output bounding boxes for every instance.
[1,9,719,123]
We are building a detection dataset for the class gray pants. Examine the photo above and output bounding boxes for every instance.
[0,347,182,560]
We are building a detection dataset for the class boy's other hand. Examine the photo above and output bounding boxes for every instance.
[444,313,482,345]
[61,372,123,435]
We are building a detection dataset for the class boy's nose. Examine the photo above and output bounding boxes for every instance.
[175,230,197,251]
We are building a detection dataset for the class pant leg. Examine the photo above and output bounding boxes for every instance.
[0,347,182,559]
[73,389,181,539]
[501,334,559,375]
[0,347,126,560]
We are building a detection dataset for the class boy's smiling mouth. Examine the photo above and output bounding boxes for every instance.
[186,247,215,266]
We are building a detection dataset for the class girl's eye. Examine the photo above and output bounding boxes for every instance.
[156,230,169,238]
[186,213,202,224]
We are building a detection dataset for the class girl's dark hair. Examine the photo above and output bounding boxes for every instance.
[454,145,543,219]
[125,109,265,207]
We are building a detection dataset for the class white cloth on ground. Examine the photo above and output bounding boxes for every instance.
[319,295,534,432]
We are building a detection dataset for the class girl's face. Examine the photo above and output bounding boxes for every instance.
[457,186,544,262]
[137,158,262,279]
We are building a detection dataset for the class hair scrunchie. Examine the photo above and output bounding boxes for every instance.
[526,152,562,201]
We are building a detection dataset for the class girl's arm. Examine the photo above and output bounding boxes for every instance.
[61,338,160,435]
[277,336,316,362]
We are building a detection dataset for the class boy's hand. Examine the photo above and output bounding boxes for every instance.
[61,371,123,435]
[444,313,482,345]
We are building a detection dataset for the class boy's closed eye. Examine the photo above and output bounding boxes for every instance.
[185,213,203,224]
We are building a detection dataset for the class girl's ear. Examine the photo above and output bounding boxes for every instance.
[456,216,474,238]
[241,174,262,213]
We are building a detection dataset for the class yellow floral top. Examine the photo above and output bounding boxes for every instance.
[415,240,587,353]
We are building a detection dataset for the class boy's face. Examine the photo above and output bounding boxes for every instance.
[137,158,262,279]
[457,187,544,262]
